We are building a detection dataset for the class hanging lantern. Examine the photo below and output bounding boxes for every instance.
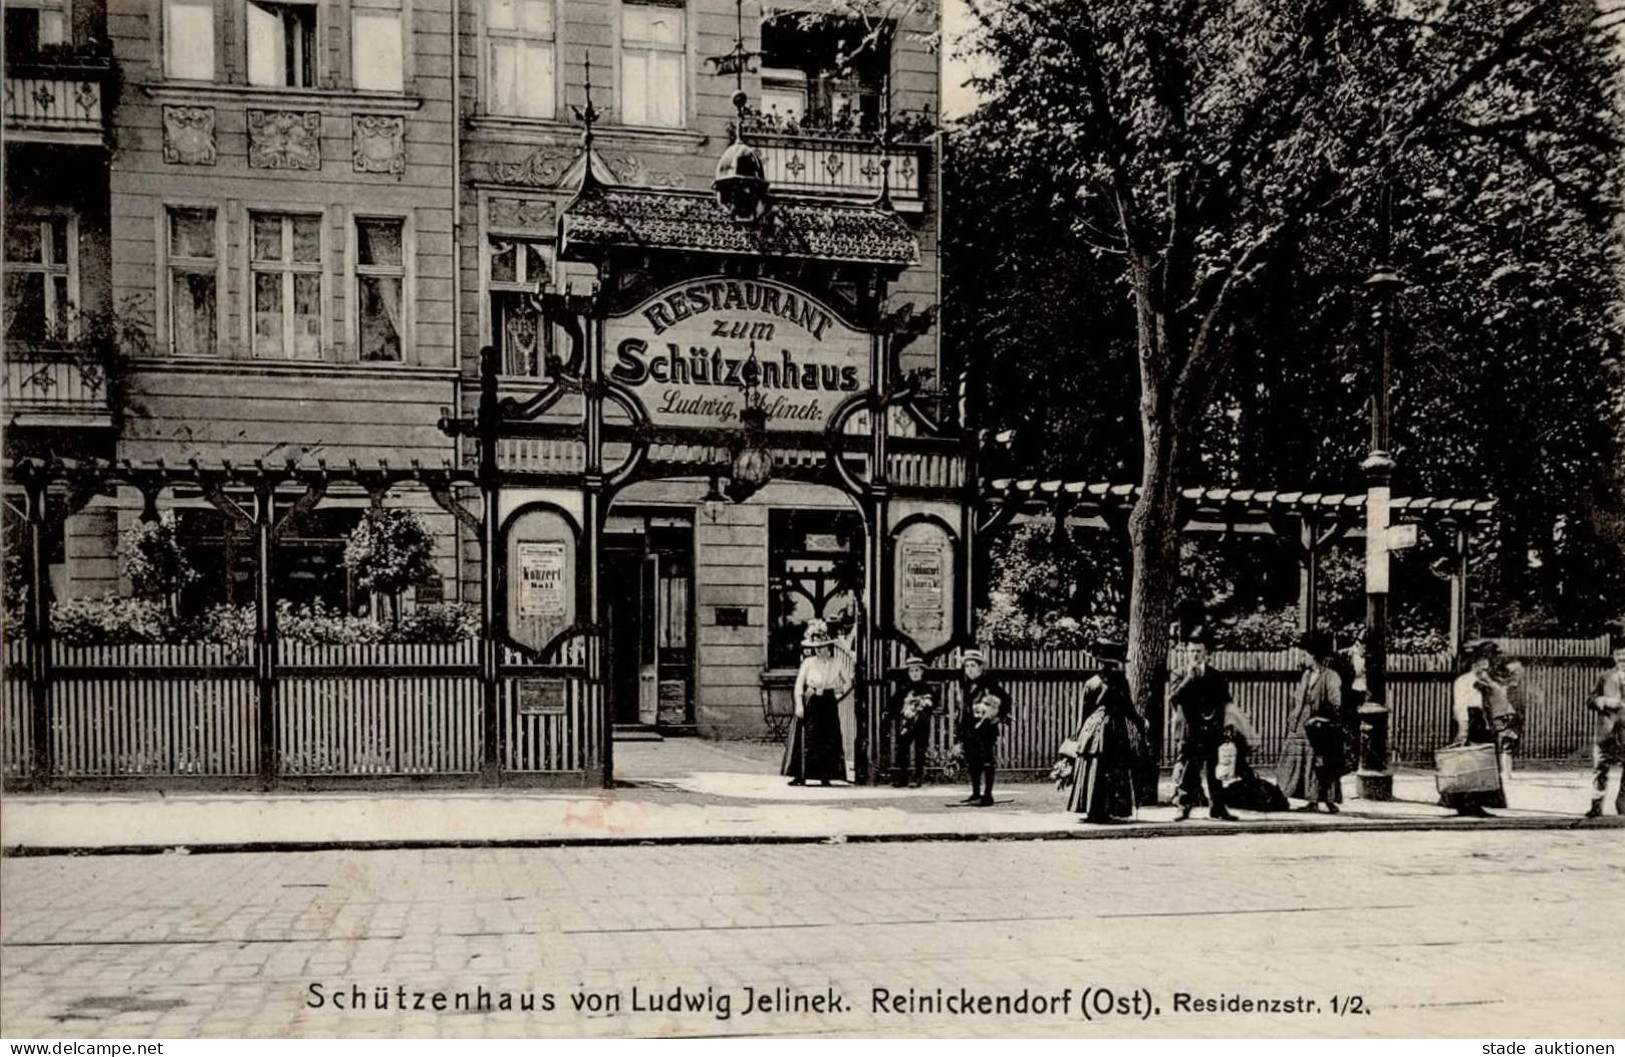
[713,128,770,223]
[725,398,773,502]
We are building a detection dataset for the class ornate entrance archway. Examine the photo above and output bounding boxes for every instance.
[443,254,968,785]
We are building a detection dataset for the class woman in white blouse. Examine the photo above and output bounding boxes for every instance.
[782,618,855,786]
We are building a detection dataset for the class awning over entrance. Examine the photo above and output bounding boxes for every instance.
[558,184,919,266]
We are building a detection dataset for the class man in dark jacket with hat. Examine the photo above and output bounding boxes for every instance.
[1169,634,1237,821]
[1584,635,1625,818]
[888,655,937,788]
[957,648,1010,806]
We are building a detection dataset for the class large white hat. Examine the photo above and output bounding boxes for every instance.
[802,618,833,648]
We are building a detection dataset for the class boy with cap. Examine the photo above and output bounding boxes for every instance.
[957,648,1010,806]
[888,656,938,788]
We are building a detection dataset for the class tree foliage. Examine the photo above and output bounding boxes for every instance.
[950,0,1625,713]
[344,508,439,620]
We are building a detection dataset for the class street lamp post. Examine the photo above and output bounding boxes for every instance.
[1359,258,1403,802]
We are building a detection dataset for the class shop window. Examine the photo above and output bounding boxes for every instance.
[352,0,403,92]
[767,508,862,669]
[488,236,553,376]
[4,1,68,53]
[164,0,216,81]
[247,0,317,88]
[250,212,323,359]
[354,217,404,362]
[486,0,554,117]
[166,207,218,356]
[3,215,75,343]
[620,0,684,128]
[759,14,888,133]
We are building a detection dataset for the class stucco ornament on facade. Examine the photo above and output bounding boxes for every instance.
[247,109,322,170]
[487,197,557,233]
[161,105,216,166]
[491,146,577,187]
[352,115,406,175]
[599,151,686,189]
[491,145,684,189]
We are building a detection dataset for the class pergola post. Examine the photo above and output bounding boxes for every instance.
[253,483,278,789]
[1447,523,1469,657]
[477,345,502,783]
[1297,513,1321,634]
[23,477,54,785]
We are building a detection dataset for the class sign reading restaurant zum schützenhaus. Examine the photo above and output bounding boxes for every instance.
[602,276,869,430]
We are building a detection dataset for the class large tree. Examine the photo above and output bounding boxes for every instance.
[952,0,1624,715]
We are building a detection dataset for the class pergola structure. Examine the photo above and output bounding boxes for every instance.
[980,476,1498,655]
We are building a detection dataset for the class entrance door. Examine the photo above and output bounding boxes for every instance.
[604,511,694,728]
[604,546,644,725]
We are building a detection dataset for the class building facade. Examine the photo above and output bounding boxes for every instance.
[4,0,944,742]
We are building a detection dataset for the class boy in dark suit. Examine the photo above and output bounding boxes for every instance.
[888,655,937,788]
[958,648,1010,806]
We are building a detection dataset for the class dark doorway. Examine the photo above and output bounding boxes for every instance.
[603,508,694,728]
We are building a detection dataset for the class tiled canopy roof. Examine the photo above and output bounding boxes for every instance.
[986,478,1497,521]
[559,185,919,266]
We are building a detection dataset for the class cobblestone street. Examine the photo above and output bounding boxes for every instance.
[2,828,1621,1038]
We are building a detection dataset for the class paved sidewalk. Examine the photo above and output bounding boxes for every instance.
[3,740,1619,854]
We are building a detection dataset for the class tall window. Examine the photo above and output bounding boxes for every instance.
[759,15,888,132]
[251,212,323,359]
[164,0,216,80]
[3,0,68,53]
[352,0,403,92]
[247,0,317,87]
[486,0,553,117]
[488,236,552,375]
[3,216,75,343]
[767,509,862,668]
[355,217,404,362]
[620,0,683,128]
[166,207,217,355]
[176,505,363,612]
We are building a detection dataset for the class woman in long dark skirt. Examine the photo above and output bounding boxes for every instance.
[782,619,853,785]
[1277,630,1346,813]
[1066,641,1147,822]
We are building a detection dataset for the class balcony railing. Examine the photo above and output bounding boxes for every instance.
[3,49,114,144]
[2,353,113,427]
[743,128,928,203]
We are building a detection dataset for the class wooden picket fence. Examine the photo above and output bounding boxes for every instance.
[869,640,1614,778]
[2,636,599,786]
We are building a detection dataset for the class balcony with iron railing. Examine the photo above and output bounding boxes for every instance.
[3,45,115,147]
[2,350,115,430]
[736,112,934,205]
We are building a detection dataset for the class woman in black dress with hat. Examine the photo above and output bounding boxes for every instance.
[1277,630,1346,813]
[1066,640,1148,823]
[782,619,853,786]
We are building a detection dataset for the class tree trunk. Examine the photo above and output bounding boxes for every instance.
[1126,410,1181,765]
